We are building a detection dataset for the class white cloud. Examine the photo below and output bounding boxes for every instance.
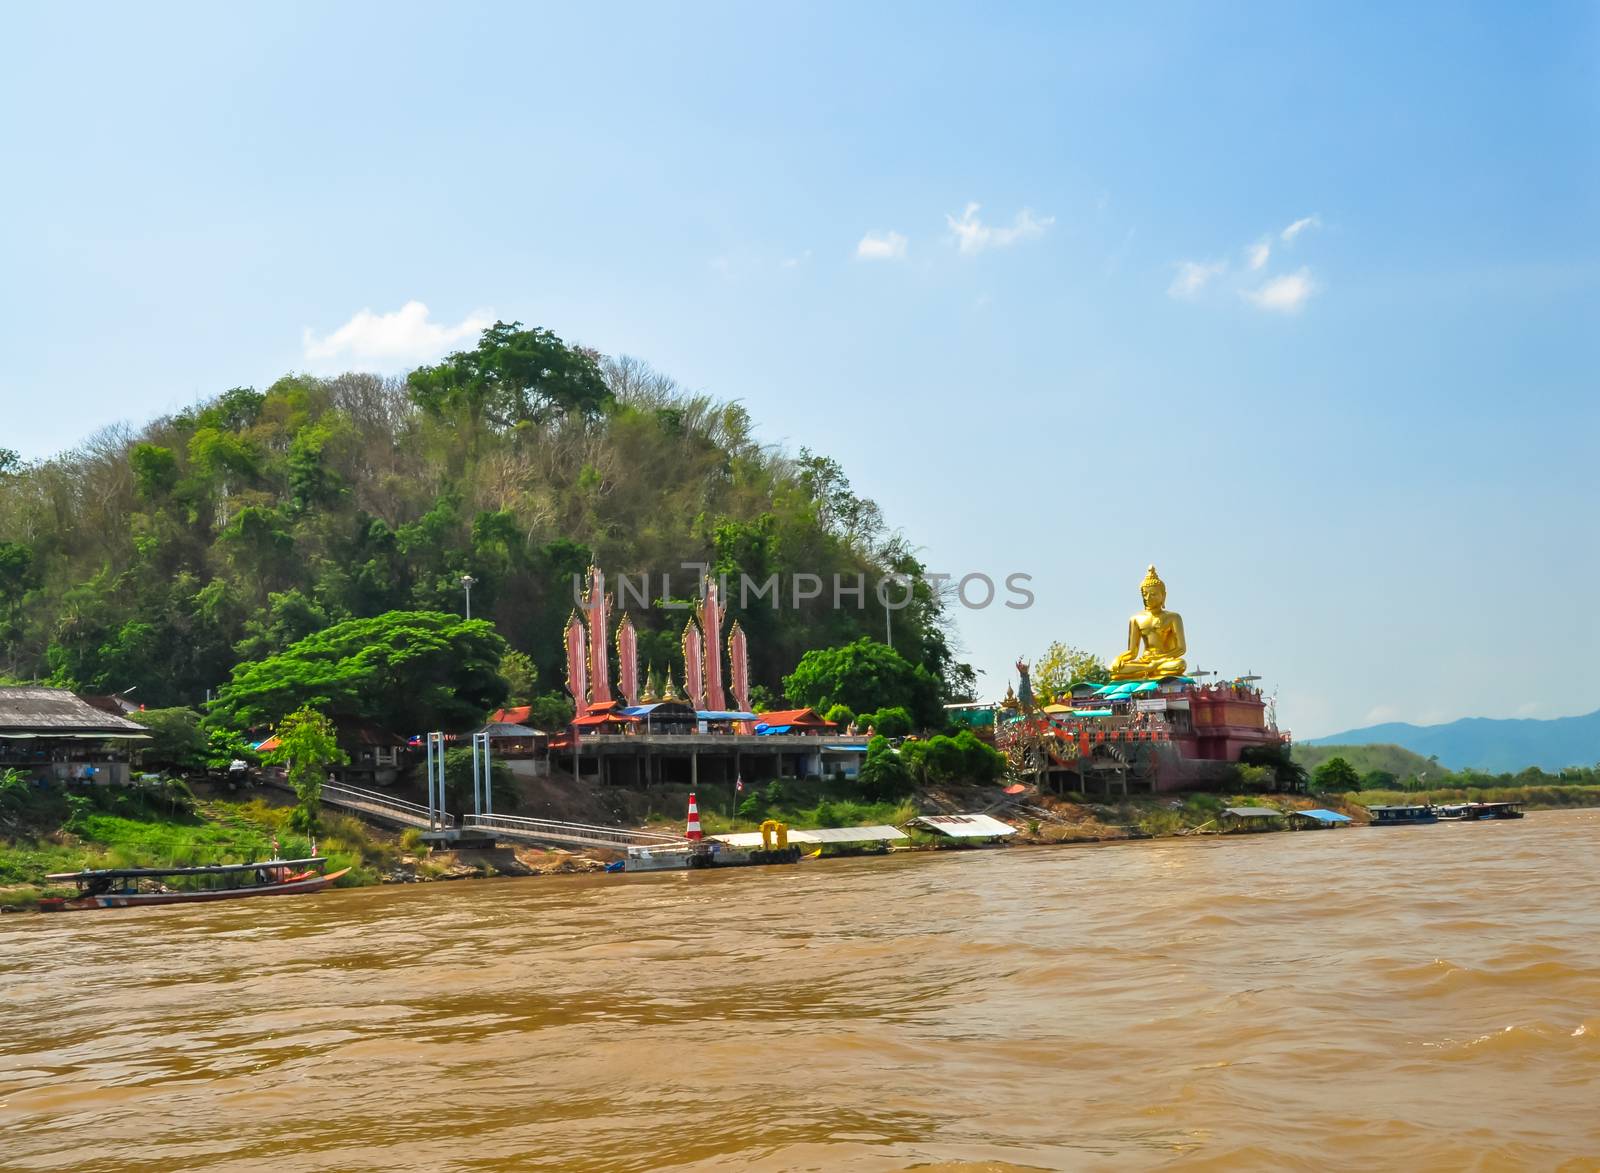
[946,202,1054,254]
[856,230,908,261]
[1242,267,1317,313]
[302,301,492,372]
[1246,240,1271,271]
[1167,259,1226,299]
[1280,214,1321,243]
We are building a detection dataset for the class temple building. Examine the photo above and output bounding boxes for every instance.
[993,565,1290,795]
[547,566,868,786]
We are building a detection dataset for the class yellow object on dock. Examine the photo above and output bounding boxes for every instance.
[759,819,789,851]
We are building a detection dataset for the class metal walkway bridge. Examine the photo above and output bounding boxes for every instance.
[460,813,687,852]
[320,781,453,830]
[317,781,685,851]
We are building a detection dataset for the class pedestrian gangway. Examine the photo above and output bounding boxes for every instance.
[320,781,455,830]
[461,812,687,851]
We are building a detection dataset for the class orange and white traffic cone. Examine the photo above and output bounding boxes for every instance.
[685,792,703,841]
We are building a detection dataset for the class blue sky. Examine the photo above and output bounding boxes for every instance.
[2,2,1596,736]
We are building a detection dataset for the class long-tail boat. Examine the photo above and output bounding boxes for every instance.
[38,857,349,911]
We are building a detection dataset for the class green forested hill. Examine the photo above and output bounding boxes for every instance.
[0,324,966,710]
[1291,743,1447,782]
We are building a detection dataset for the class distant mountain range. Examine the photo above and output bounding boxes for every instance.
[1302,709,1600,773]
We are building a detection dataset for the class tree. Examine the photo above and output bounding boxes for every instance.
[823,703,854,729]
[265,707,347,834]
[1360,768,1397,791]
[525,690,575,731]
[784,638,943,731]
[442,746,519,812]
[500,650,537,706]
[208,610,508,734]
[1312,756,1361,793]
[407,321,612,431]
[1239,743,1309,792]
[129,443,180,499]
[862,706,912,737]
[134,707,207,772]
[1031,641,1110,702]
[858,736,913,800]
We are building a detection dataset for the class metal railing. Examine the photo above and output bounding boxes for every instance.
[322,781,455,829]
[461,812,686,851]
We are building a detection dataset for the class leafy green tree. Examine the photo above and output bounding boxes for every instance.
[265,706,347,834]
[408,321,611,430]
[899,731,1003,786]
[135,707,207,772]
[129,443,180,498]
[525,690,574,731]
[500,650,537,706]
[823,703,854,728]
[862,706,912,737]
[234,590,329,661]
[1360,768,1397,791]
[203,726,259,771]
[209,610,508,733]
[953,730,1005,784]
[442,746,519,812]
[858,736,913,800]
[1031,641,1110,702]
[1239,743,1309,792]
[1312,756,1361,793]
[784,638,943,731]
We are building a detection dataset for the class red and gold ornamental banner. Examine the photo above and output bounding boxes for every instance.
[700,576,727,712]
[616,613,639,706]
[727,621,750,714]
[564,612,588,704]
[584,566,611,704]
[682,619,705,708]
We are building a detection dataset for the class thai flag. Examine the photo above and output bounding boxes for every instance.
[735,776,744,793]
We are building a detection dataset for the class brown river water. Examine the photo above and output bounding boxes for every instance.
[4,809,1599,1171]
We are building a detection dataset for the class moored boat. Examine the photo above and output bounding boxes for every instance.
[1366,804,1439,826]
[1460,801,1525,820]
[39,857,349,911]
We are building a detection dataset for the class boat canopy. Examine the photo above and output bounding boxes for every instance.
[45,857,328,881]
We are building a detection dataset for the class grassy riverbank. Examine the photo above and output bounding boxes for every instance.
[9,777,1600,910]
[0,778,398,909]
[1345,785,1600,810]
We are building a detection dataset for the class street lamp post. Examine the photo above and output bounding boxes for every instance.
[461,573,477,620]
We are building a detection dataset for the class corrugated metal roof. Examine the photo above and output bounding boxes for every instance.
[1223,806,1281,818]
[910,813,1018,838]
[800,825,908,844]
[475,721,544,737]
[1293,808,1353,823]
[712,824,909,847]
[0,688,150,735]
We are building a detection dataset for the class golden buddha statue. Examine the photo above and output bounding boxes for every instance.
[1109,565,1187,680]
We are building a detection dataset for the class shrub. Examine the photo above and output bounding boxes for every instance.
[863,706,913,738]
[858,736,914,800]
[824,704,855,729]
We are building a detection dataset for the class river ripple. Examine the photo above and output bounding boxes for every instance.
[3,810,1599,1170]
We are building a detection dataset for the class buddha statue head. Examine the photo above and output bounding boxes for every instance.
[1139,565,1167,612]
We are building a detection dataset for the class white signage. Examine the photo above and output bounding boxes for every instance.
[1134,698,1168,713]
